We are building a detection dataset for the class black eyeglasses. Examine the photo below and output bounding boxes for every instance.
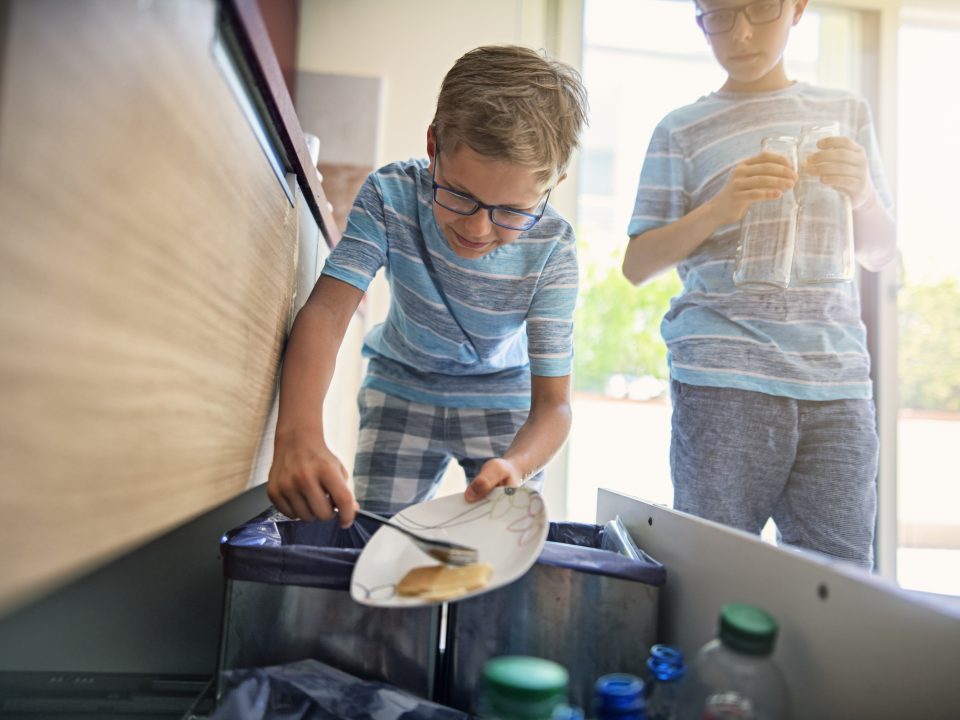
[696,0,785,35]
[431,150,550,232]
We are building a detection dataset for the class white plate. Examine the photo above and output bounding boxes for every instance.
[350,486,548,607]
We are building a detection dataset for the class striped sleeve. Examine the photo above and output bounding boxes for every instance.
[320,173,388,292]
[525,231,578,377]
[628,120,689,237]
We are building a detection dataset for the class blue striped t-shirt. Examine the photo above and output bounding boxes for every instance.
[322,158,578,409]
[628,82,894,401]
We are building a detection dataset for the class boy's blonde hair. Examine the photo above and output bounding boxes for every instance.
[432,45,589,190]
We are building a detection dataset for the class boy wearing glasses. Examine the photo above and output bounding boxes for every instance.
[623,0,896,566]
[268,45,588,525]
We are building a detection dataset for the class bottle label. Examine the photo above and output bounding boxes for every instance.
[702,691,755,720]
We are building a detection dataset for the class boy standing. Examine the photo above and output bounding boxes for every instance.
[623,0,896,566]
[268,46,588,526]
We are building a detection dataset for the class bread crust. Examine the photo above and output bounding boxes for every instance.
[396,562,493,599]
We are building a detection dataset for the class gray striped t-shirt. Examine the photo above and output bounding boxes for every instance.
[628,82,894,400]
[322,158,578,409]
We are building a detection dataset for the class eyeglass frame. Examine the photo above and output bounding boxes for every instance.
[430,145,551,232]
[695,0,786,35]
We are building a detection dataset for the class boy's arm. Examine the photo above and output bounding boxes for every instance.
[623,153,797,286]
[852,193,897,271]
[267,275,365,526]
[623,201,729,285]
[464,374,572,501]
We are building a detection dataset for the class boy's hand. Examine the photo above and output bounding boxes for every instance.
[267,428,358,527]
[464,458,523,502]
[709,152,798,227]
[804,135,875,209]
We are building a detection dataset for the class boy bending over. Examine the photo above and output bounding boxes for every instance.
[269,45,589,525]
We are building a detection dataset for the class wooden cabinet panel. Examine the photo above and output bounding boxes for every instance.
[0,0,298,612]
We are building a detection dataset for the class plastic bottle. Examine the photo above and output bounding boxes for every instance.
[478,655,572,720]
[794,123,855,285]
[644,644,685,720]
[733,136,799,292]
[593,673,645,719]
[680,604,789,720]
[552,706,585,720]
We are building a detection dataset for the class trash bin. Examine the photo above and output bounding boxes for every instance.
[218,509,440,703]
[441,520,666,713]
[213,658,470,720]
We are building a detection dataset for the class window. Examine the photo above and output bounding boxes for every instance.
[570,0,831,520]
[894,20,960,596]
[571,0,960,600]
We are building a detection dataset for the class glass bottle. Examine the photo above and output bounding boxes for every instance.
[679,604,789,720]
[794,123,855,285]
[478,655,571,720]
[644,644,685,720]
[733,136,799,293]
[593,673,645,720]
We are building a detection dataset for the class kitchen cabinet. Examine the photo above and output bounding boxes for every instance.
[0,0,344,713]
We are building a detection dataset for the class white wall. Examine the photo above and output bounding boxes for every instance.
[297,0,583,219]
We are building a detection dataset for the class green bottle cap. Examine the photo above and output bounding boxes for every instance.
[482,656,569,719]
[717,603,779,656]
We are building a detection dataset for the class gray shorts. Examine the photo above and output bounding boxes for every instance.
[352,388,538,515]
[670,380,879,567]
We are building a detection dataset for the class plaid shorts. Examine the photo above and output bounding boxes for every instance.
[352,388,539,515]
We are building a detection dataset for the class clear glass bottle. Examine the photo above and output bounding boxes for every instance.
[478,655,571,720]
[593,673,645,720]
[733,136,799,293]
[794,123,855,285]
[679,604,789,720]
[644,644,685,720]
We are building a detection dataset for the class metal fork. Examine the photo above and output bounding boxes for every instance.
[355,508,479,566]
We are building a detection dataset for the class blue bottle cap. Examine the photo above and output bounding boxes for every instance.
[646,644,686,681]
[594,673,644,716]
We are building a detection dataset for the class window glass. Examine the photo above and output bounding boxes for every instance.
[570,0,847,519]
[895,22,960,596]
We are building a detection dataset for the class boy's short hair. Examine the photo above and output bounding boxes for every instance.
[432,45,589,190]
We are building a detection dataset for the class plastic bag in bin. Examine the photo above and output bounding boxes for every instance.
[540,518,666,585]
[213,658,471,720]
[220,508,380,590]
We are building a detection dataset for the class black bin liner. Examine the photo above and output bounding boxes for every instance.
[213,659,470,720]
[218,510,440,702]
[220,508,382,588]
[541,520,666,585]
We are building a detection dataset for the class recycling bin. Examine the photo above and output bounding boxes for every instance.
[217,509,440,702]
[441,520,666,712]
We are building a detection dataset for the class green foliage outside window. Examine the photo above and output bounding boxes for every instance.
[573,265,960,413]
[899,278,960,413]
[573,257,681,393]
[573,254,960,412]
